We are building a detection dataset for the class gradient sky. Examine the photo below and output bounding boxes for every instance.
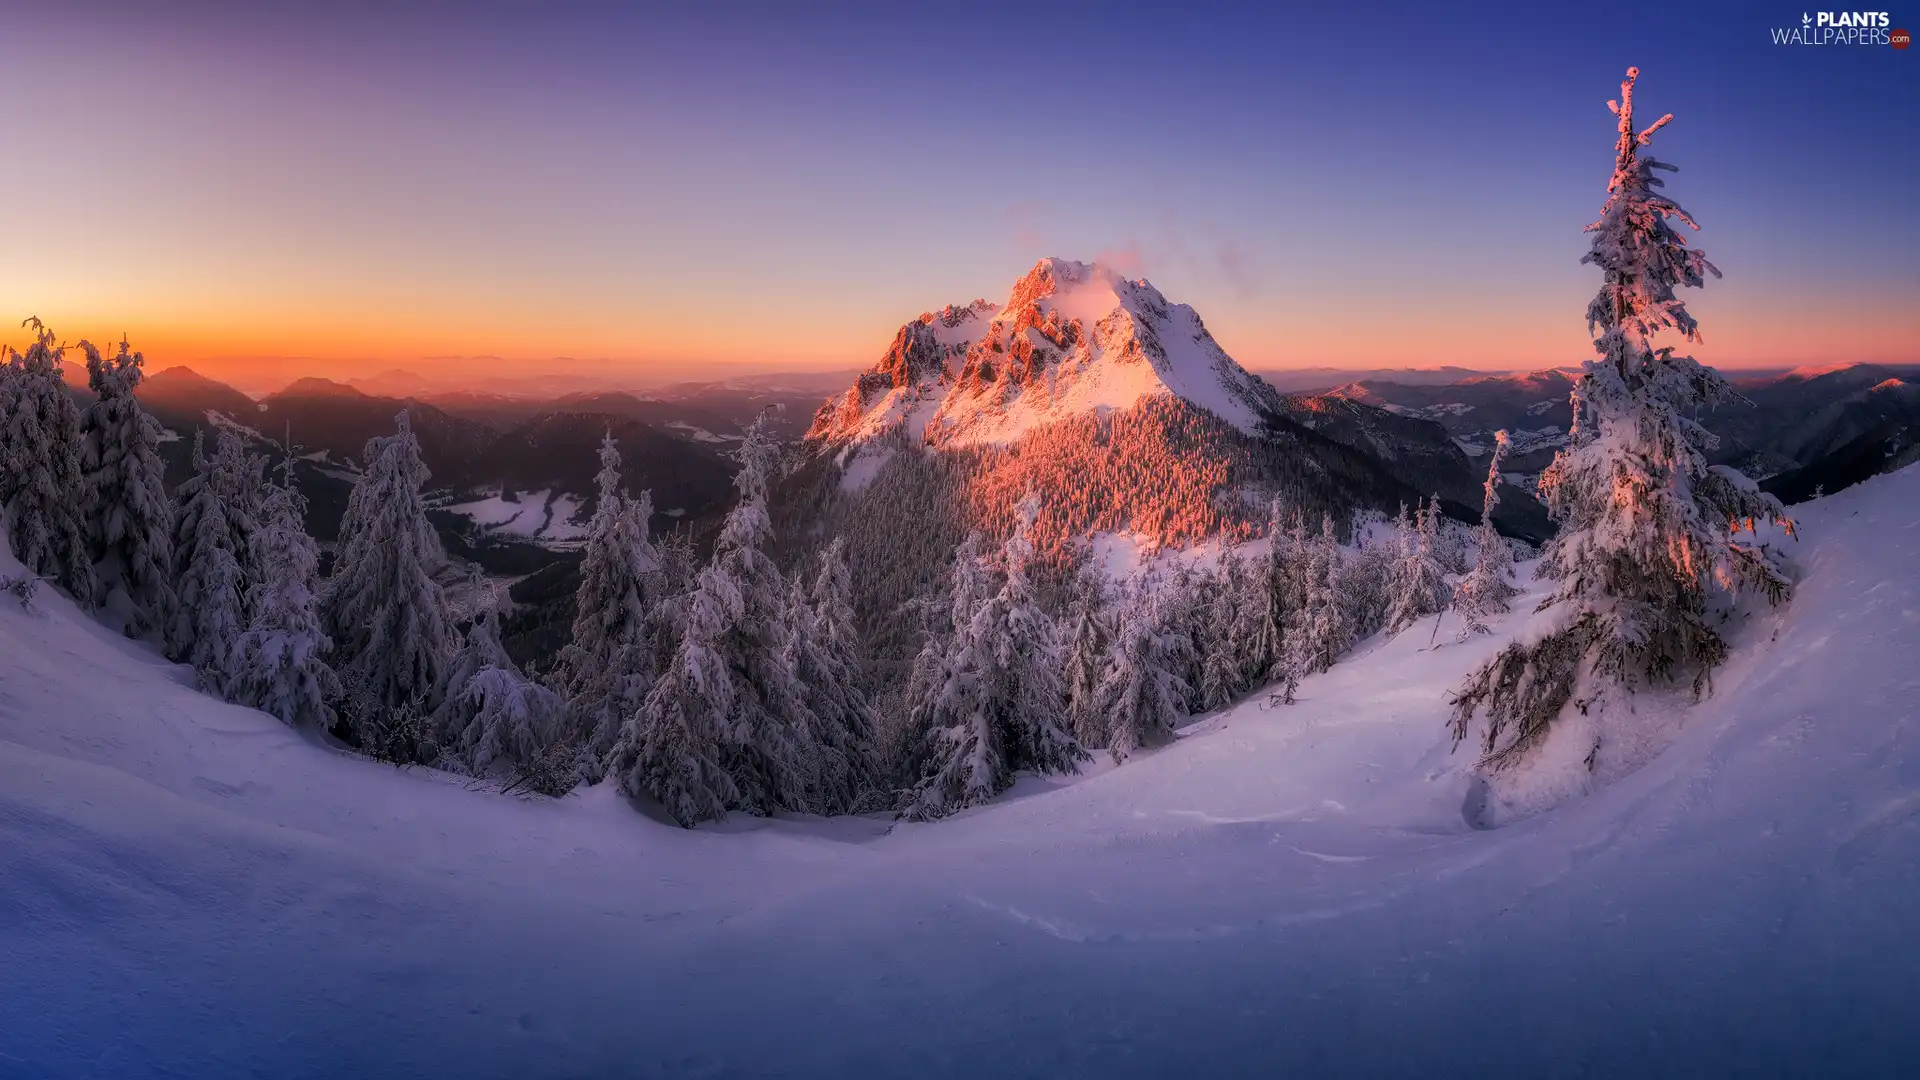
[0,0,1913,391]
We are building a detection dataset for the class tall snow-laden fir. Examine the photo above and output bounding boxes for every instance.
[1299,515,1354,675]
[1384,499,1449,636]
[1101,587,1192,763]
[78,337,175,631]
[167,430,251,693]
[440,580,570,785]
[551,434,658,764]
[1061,579,1114,748]
[899,496,1085,821]
[232,459,338,729]
[1450,67,1792,768]
[785,537,878,814]
[1199,552,1248,711]
[326,410,455,742]
[0,319,94,601]
[1453,430,1519,639]
[612,415,810,826]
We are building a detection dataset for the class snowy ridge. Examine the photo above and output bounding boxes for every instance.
[809,258,1285,448]
[4,464,1918,1075]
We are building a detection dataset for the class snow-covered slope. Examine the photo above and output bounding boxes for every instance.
[5,467,1920,1077]
[810,258,1286,447]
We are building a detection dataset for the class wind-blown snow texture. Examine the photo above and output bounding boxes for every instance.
[4,468,1919,1078]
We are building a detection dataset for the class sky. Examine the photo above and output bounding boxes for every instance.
[0,0,1913,392]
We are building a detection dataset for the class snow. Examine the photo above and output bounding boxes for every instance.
[5,466,1920,1076]
[663,421,735,444]
[820,260,1284,450]
[443,489,588,545]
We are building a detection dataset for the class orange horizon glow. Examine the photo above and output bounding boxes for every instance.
[10,280,1914,398]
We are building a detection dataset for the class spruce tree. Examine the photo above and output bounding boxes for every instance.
[326,410,455,741]
[1061,583,1113,748]
[0,319,94,601]
[1300,515,1354,674]
[1451,68,1792,769]
[233,460,339,728]
[440,586,569,781]
[612,416,810,825]
[1199,553,1246,711]
[552,434,657,763]
[1454,430,1520,639]
[78,337,175,631]
[899,496,1085,821]
[168,432,249,693]
[1385,499,1449,636]
[785,537,878,813]
[1101,590,1191,762]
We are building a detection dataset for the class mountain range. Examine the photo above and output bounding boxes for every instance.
[1316,362,1920,503]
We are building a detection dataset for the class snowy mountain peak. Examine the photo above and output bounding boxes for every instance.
[809,258,1284,446]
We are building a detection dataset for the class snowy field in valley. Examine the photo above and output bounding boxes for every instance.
[443,489,589,545]
[4,466,1918,1078]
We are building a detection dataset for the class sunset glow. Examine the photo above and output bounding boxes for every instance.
[2,2,1912,392]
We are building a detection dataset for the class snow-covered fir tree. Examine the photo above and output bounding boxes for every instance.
[326,410,455,743]
[78,337,175,631]
[1384,498,1449,636]
[899,497,1085,820]
[1199,552,1249,711]
[1299,515,1354,675]
[612,416,810,826]
[439,581,570,783]
[1453,430,1520,639]
[1061,577,1114,749]
[437,566,515,730]
[1101,588,1192,762]
[551,434,657,765]
[167,431,250,693]
[0,319,94,601]
[1451,68,1792,768]
[784,537,878,814]
[1243,499,1300,688]
[232,460,338,728]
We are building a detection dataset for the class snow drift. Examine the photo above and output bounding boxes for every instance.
[3,465,1918,1077]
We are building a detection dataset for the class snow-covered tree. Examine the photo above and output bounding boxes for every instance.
[551,434,657,764]
[612,416,809,825]
[785,537,878,813]
[232,460,338,728]
[1101,589,1191,762]
[1299,515,1354,675]
[1243,499,1302,687]
[0,319,94,601]
[1451,68,1793,769]
[78,337,175,631]
[439,581,570,783]
[168,432,249,693]
[1199,553,1247,710]
[1061,580,1114,748]
[1384,499,1449,636]
[326,410,455,743]
[1453,431,1520,639]
[452,666,570,784]
[899,497,1085,820]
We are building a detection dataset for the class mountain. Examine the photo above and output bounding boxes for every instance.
[135,366,263,435]
[807,257,1546,544]
[256,378,498,484]
[1759,378,1920,504]
[1320,363,1920,503]
[467,410,737,519]
[811,258,1288,448]
[7,461,1918,1076]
